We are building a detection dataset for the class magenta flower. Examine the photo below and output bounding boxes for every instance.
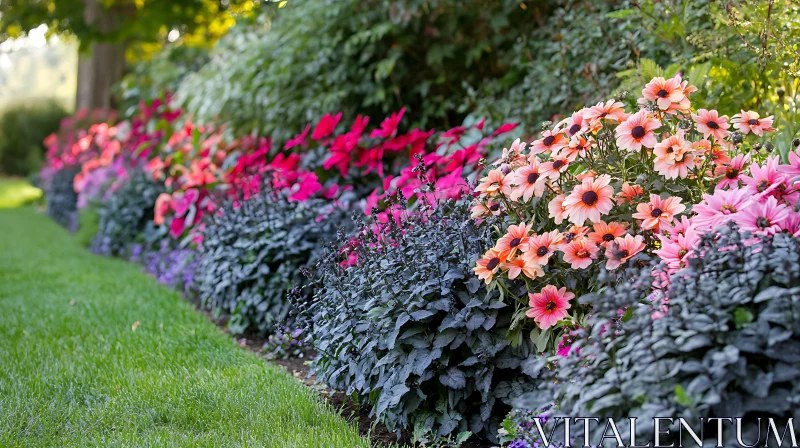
[288,173,322,202]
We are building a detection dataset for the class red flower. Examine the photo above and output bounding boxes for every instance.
[491,122,519,137]
[284,124,311,150]
[312,112,342,141]
[370,108,405,139]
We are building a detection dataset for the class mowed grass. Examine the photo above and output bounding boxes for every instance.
[0,177,42,209]
[0,206,368,447]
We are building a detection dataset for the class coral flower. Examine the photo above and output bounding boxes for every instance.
[470,199,502,219]
[509,161,547,202]
[561,239,599,269]
[714,154,750,190]
[548,194,567,225]
[588,221,627,248]
[605,234,646,270]
[641,76,686,111]
[540,157,570,180]
[653,130,692,167]
[734,196,790,236]
[654,149,696,180]
[526,285,574,330]
[474,248,503,284]
[584,99,629,123]
[503,257,544,280]
[616,182,644,204]
[154,193,173,226]
[693,139,731,167]
[664,77,696,115]
[493,138,528,168]
[692,188,752,232]
[692,109,730,140]
[529,128,568,155]
[576,170,597,182]
[495,222,533,260]
[559,111,589,138]
[732,110,776,136]
[475,169,512,197]
[562,225,589,244]
[524,230,564,266]
[615,110,661,152]
[632,194,686,230]
[560,135,594,161]
[562,174,615,225]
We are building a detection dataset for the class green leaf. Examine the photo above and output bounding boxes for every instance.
[733,307,754,328]
[622,307,634,322]
[536,328,551,352]
[606,9,636,19]
[456,431,472,446]
[675,384,692,407]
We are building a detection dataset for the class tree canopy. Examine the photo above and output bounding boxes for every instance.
[0,0,275,49]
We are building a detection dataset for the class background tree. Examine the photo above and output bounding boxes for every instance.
[0,0,271,110]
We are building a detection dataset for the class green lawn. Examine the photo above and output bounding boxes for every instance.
[0,206,368,447]
[0,177,42,209]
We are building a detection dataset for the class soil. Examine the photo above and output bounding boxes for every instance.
[196,307,493,447]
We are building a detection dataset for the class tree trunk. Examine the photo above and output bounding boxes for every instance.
[74,0,127,112]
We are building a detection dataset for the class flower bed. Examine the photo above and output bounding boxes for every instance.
[38,77,800,446]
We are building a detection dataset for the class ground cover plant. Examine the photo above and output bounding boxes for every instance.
[0,205,368,447]
[197,188,352,335]
[296,199,537,444]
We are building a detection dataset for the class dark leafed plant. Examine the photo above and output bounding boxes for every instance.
[197,187,350,335]
[517,223,800,445]
[294,199,535,443]
[90,170,165,256]
[44,166,79,229]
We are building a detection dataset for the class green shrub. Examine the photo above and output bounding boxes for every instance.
[0,100,68,176]
[176,0,548,141]
[469,0,669,128]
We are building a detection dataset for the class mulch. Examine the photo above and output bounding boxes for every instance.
[198,308,492,447]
